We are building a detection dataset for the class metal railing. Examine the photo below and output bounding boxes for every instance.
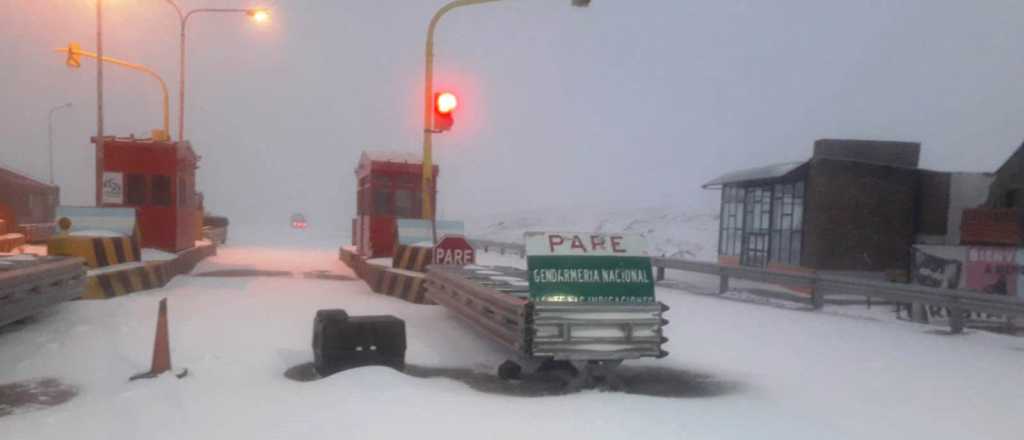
[468,239,526,258]
[650,257,1024,334]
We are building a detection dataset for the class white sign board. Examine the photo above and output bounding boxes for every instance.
[102,172,123,205]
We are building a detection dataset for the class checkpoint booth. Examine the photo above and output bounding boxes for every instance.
[352,151,438,258]
[94,136,201,253]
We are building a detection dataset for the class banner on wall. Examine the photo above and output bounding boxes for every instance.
[965,247,1018,298]
[911,247,963,289]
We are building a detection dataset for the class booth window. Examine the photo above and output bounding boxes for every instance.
[151,175,172,207]
[373,190,391,215]
[719,186,745,256]
[770,181,804,265]
[394,189,414,218]
[125,174,146,205]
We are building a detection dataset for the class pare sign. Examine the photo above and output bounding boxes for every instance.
[527,232,648,256]
[434,235,475,265]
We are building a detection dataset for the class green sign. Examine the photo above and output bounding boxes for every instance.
[525,232,655,304]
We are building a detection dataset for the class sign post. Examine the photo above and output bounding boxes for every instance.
[525,232,655,304]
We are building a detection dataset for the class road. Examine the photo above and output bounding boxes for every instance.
[1,244,1022,440]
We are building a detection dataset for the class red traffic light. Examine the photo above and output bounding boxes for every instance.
[436,92,458,114]
[433,91,457,132]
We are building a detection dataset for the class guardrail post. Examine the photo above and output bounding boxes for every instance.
[656,266,665,282]
[810,283,824,310]
[718,274,729,294]
[500,247,506,256]
[949,305,965,334]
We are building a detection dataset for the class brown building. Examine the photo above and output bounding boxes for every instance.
[0,164,59,229]
[704,139,991,277]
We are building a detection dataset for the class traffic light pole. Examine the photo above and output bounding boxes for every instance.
[421,0,589,251]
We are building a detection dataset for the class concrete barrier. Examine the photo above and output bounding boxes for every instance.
[47,235,140,268]
[81,242,216,300]
[340,246,433,305]
[392,244,432,272]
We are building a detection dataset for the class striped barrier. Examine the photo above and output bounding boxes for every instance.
[0,233,26,253]
[47,234,140,269]
[81,242,217,300]
[340,246,433,305]
[379,269,432,305]
[82,263,168,299]
[392,244,432,272]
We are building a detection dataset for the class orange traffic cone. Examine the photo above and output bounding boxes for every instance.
[130,298,187,380]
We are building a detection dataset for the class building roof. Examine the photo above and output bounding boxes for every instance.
[702,161,806,189]
[0,163,56,190]
[362,150,423,164]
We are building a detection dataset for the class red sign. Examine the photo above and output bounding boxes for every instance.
[434,235,475,265]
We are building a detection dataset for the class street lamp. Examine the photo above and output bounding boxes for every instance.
[57,43,171,141]
[163,1,270,141]
[420,0,590,243]
[47,102,72,185]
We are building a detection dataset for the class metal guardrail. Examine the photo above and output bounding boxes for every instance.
[1,256,86,327]
[468,239,526,258]
[650,257,1024,334]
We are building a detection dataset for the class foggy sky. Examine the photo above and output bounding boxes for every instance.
[3,0,1024,238]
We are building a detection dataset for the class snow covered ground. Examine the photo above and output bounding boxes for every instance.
[1,239,1023,439]
[464,205,720,261]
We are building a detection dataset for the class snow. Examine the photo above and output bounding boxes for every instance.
[1,239,1023,439]
[465,205,720,261]
[67,230,124,238]
[141,248,177,262]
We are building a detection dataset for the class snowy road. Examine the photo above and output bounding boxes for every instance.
[1,244,1022,439]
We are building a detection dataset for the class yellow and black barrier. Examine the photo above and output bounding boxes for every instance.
[340,246,433,305]
[81,242,217,300]
[392,244,432,273]
[82,263,168,299]
[379,269,432,305]
[48,234,141,269]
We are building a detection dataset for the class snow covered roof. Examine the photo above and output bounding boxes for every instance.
[362,150,423,164]
[702,161,806,189]
[0,163,56,190]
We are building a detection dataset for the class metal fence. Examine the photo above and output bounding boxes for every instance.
[468,239,526,258]
[651,257,1024,334]
[468,239,1024,334]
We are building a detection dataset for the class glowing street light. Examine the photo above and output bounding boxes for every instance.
[163,2,271,141]
[248,8,271,24]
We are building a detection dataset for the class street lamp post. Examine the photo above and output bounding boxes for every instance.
[48,102,73,185]
[96,0,103,206]
[421,0,590,244]
[163,1,269,141]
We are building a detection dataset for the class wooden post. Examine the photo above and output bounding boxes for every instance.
[718,274,729,294]
[656,266,665,282]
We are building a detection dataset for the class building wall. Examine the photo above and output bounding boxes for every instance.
[0,176,59,225]
[915,170,951,243]
[947,173,995,245]
[986,142,1024,209]
[802,158,917,272]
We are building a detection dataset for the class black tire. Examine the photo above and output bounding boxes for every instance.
[497,360,522,381]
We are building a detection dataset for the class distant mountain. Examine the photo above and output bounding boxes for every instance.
[464,205,719,261]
